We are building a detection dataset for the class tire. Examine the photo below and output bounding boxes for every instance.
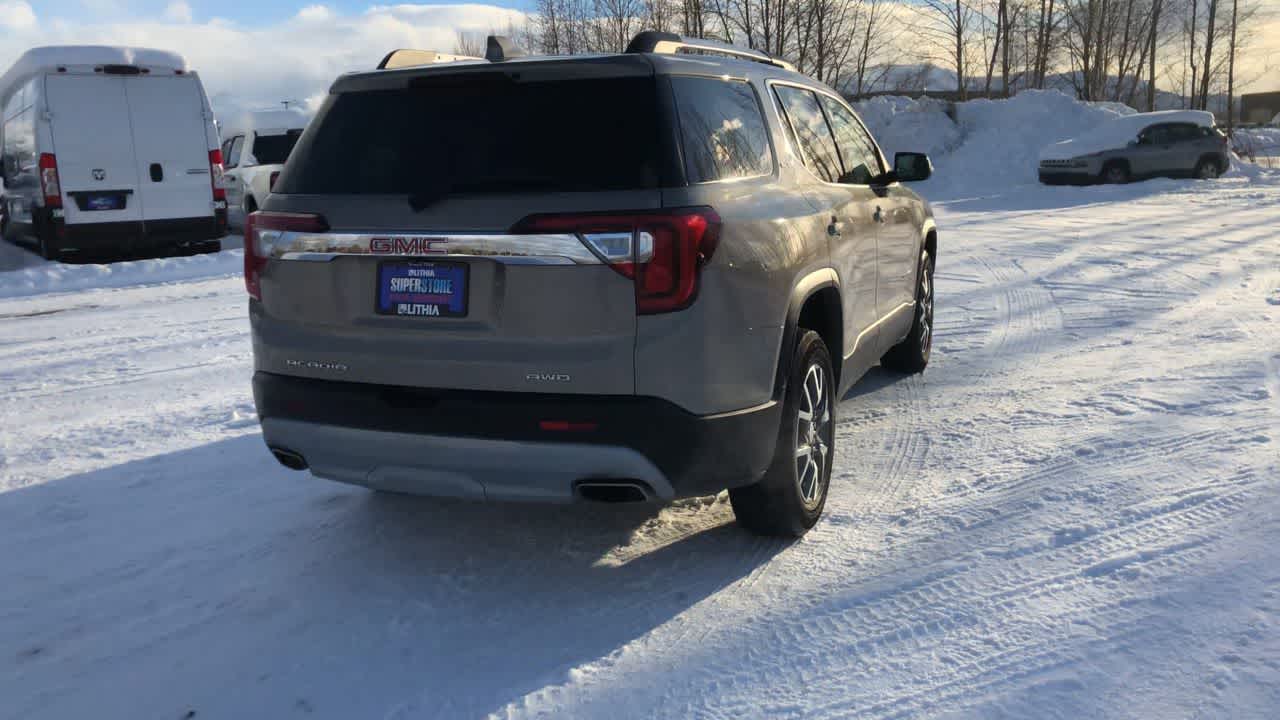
[730,330,835,537]
[881,248,935,374]
[1194,158,1221,180]
[1101,162,1129,184]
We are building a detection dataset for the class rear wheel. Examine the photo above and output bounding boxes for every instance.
[1101,162,1130,184]
[730,330,834,537]
[1194,158,1222,179]
[881,248,935,374]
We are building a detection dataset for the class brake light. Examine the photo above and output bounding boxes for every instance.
[208,149,226,202]
[511,207,720,314]
[244,211,328,300]
[38,154,62,209]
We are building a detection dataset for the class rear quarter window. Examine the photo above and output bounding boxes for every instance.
[671,76,772,183]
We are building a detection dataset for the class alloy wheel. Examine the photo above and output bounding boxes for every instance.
[919,252,934,354]
[795,362,831,509]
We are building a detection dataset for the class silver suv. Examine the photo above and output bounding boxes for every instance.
[248,33,938,536]
[1039,118,1230,185]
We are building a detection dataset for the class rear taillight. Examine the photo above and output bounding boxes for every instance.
[244,211,328,300]
[208,149,227,202]
[511,207,721,315]
[269,171,280,192]
[38,153,62,209]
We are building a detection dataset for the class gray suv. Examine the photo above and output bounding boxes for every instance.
[248,33,938,536]
[1039,119,1230,185]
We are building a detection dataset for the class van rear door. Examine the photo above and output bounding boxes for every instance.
[122,75,213,221]
[44,75,143,226]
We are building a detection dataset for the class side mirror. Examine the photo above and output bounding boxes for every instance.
[893,152,933,183]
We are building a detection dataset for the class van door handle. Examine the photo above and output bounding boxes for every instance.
[874,206,886,224]
[149,163,163,182]
[827,216,843,237]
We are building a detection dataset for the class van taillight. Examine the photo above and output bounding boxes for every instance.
[510,207,721,315]
[244,211,328,300]
[38,154,62,209]
[208,149,227,202]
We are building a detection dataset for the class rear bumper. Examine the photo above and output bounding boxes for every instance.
[252,371,781,502]
[40,212,226,258]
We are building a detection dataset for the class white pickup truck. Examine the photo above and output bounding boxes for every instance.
[218,109,308,229]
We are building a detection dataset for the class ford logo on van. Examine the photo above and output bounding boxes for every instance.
[370,237,449,254]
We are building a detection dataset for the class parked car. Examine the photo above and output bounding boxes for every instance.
[0,46,226,260]
[248,33,938,537]
[219,109,308,229]
[1038,110,1229,185]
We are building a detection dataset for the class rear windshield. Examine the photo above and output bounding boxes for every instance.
[252,130,301,164]
[278,76,662,196]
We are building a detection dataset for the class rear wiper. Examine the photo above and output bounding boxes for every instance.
[408,185,452,212]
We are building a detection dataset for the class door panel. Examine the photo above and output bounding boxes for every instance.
[123,76,213,221]
[874,186,922,348]
[44,75,143,226]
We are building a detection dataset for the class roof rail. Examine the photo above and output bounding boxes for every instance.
[377,49,482,70]
[625,31,796,73]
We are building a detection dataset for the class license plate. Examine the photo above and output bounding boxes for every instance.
[83,194,126,211]
[375,261,468,317]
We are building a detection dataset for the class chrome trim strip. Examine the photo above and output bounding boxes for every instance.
[846,301,916,359]
[262,231,603,265]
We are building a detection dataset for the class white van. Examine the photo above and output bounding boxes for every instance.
[0,46,226,260]
[218,109,308,228]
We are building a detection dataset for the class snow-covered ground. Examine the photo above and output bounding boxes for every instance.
[2,174,1277,718]
[2,90,1279,717]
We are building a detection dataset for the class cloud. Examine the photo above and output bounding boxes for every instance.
[0,1,37,31]
[0,4,526,118]
[163,1,193,24]
[295,5,334,22]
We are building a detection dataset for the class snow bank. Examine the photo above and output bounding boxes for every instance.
[0,247,242,300]
[854,90,1153,195]
[853,95,961,160]
[1039,109,1216,161]
[945,91,1134,190]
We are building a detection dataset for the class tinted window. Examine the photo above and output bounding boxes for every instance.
[774,86,843,182]
[1166,123,1201,143]
[1140,125,1173,145]
[280,76,661,195]
[252,130,301,164]
[818,95,882,184]
[227,136,245,168]
[671,76,771,183]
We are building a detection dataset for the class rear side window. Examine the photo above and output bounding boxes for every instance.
[252,130,301,164]
[817,95,882,184]
[671,76,772,183]
[774,85,843,183]
[280,76,661,195]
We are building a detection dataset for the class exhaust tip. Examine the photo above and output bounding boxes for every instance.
[269,447,308,471]
[576,481,652,504]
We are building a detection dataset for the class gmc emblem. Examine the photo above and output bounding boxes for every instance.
[369,237,448,254]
